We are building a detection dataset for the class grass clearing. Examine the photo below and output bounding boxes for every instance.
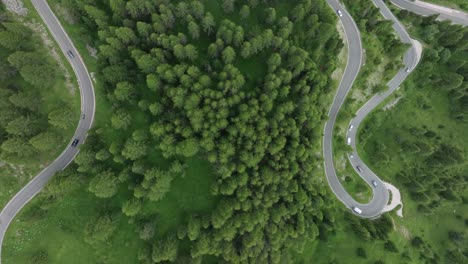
[294,212,407,264]
[339,157,373,203]
[426,0,468,12]
[141,157,218,237]
[3,185,143,264]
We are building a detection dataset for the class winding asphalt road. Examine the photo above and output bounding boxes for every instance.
[324,0,466,218]
[0,0,95,261]
[0,0,466,261]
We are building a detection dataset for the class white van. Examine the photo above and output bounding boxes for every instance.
[352,207,362,214]
[347,137,351,145]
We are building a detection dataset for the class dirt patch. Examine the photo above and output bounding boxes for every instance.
[382,182,404,217]
[8,164,26,177]
[90,72,96,83]
[383,96,403,110]
[351,88,367,103]
[337,155,347,171]
[350,56,390,103]
[362,49,367,66]
[366,59,388,87]
[398,224,411,240]
[87,44,98,59]
[1,0,27,16]
[390,216,410,240]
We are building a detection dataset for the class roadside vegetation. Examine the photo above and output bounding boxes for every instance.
[0,4,79,208]
[303,7,467,264]
[4,0,343,263]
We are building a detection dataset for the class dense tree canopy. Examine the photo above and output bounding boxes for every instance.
[0,19,75,164]
[58,0,343,262]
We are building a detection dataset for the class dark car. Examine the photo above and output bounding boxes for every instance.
[356,166,362,173]
[71,139,79,147]
[67,50,74,58]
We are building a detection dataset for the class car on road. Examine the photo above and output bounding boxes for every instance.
[67,50,74,58]
[71,138,79,147]
[352,206,362,214]
[405,67,410,73]
[372,180,378,187]
[337,10,343,17]
[81,113,86,119]
[347,137,351,145]
[348,124,354,131]
[356,165,362,172]
[349,153,354,159]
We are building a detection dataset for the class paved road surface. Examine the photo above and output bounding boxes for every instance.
[392,0,468,26]
[323,0,466,218]
[0,0,95,261]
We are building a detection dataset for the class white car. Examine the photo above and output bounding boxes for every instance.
[337,10,343,17]
[347,137,351,145]
[371,180,378,187]
[405,67,410,73]
[352,206,362,214]
[349,153,354,159]
[348,124,354,131]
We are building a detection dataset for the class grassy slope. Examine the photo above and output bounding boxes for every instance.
[296,69,468,262]
[426,0,468,12]
[295,203,467,264]
[298,6,468,263]
[356,56,468,261]
[0,1,79,209]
